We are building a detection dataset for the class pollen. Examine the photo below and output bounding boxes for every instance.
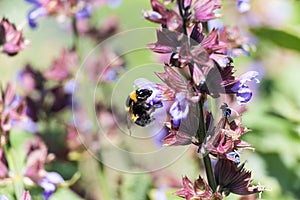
[130,91,137,102]
[131,113,138,121]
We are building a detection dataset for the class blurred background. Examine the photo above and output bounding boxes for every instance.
[0,0,300,199]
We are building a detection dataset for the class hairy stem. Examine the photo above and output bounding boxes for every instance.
[177,0,188,35]
[203,154,217,192]
[197,96,217,192]
[196,97,206,144]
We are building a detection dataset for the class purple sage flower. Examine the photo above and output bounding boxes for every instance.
[38,172,64,200]
[237,0,251,13]
[134,78,164,108]
[0,18,28,55]
[162,103,199,146]
[11,117,38,133]
[44,49,77,82]
[169,92,189,128]
[219,26,253,57]
[230,71,259,104]
[25,0,47,28]
[226,150,241,165]
[143,0,182,31]
[174,175,223,200]
[193,0,221,22]
[0,83,28,138]
[75,2,92,19]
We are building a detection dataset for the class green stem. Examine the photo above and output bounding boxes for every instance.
[71,15,113,200]
[197,96,217,192]
[98,165,113,200]
[196,97,206,144]
[78,157,112,200]
[97,152,112,200]
[203,155,217,192]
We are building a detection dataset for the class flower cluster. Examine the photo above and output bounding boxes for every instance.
[0,84,35,145]
[173,175,219,200]
[0,18,28,56]
[174,159,264,200]
[126,0,265,199]
[24,136,65,199]
[17,50,76,123]
[25,0,92,28]
[11,46,123,199]
[25,0,123,29]
[202,114,252,164]
[142,0,259,139]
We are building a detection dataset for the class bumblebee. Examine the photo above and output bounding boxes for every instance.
[125,88,154,127]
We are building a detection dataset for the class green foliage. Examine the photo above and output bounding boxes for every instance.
[5,129,32,199]
[50,188,84,200]
[0,184,15,200]
[120,174,152,200]
[251,27,300,52]
[242,62,300,199]
[46,161,78,180]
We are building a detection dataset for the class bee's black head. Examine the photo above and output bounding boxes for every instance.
[136,89,152,101]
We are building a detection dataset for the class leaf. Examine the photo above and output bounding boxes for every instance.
[251,27,300,52]
[4,128,32,199]
[260,153,300,197]
[45,161,78,180]
[49,188,84,200]
[9,128,32,172]
[0,185,14,200]
[121,174,152,200]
